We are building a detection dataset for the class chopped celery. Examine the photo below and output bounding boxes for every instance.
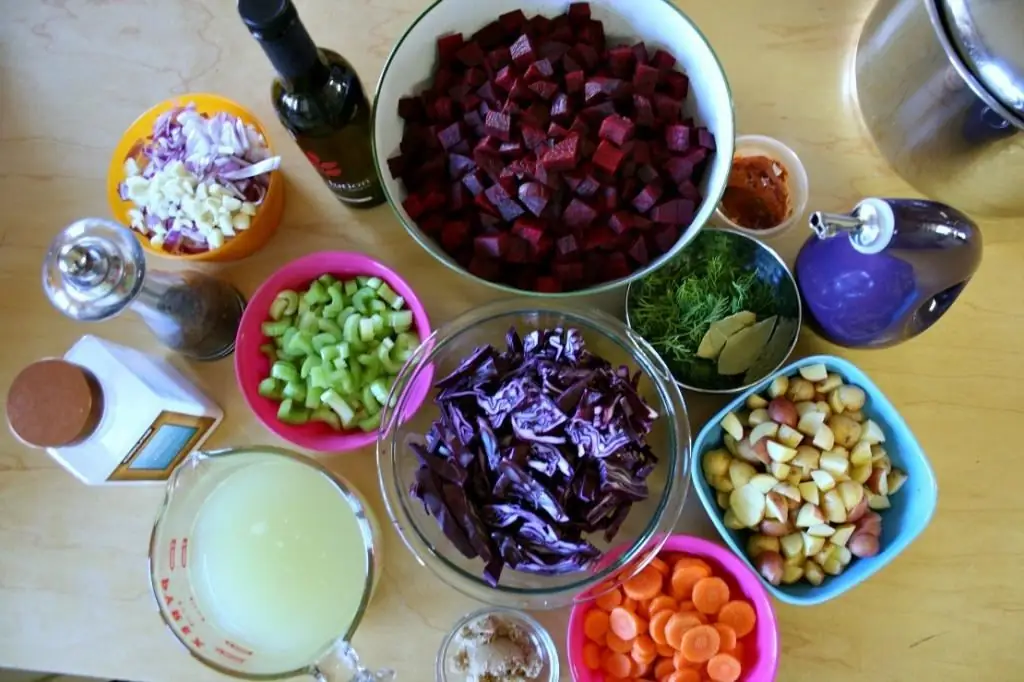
[364,276,383,290]
[362,385,381,415]
[320,344,340,364]
[300,355,318,380]
[322,389,356,427]
[344,279,358,296]
[270,290,299,320]
[389,310,414,333]
[271,361,299,383]
[370,299,387,312]
[278,399,310,424]
[376,282,399,306]
[318,318,343,339]
[304,280,330,305]
[318,274,337,286]
[311,407,342,430]
[304,383,323,410]
[260,343,278,361]
[353,287,377,315]
[261,320,291,337]
[312,332,338,352]
[357,412,382,432]
[298,310,320,334]
[359,317,375,342]
[309,366,331,390]
[282,381,306,402]
[258,377,281,399]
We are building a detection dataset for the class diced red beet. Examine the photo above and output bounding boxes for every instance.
[664,124,691,152]
[632,180,663,213]
[650,49,676,70]
[499,9,527,33]
[562,53,582,74]
[665,71,689,100]
[577,20,605,51]
[508,78,534,102]
[549,93,572,122]
[676,146,709,178]
[534,276,561,293]
[653,94,681,122]
[547,122,570,139]
[607,46,635,79]
[505,236,530,263]
[473,20,505,49]
[678,179,701,202]
[627,235,649,265]
[484,110,512,141]
[539,134,580,172]
[474,233,508,259]
[569,115,590,137]
[529,14,552,36]
[632,63,659,97]
[456,41,486,67]
[398,97,426,122]
[603,252,631,281]
[696,127,716,150]
[476,81,499,105]
[650,198,695,225]
[499,140,523,157]
[474,190,499,217]
[450,182,470,211]
[518,181,551,216]
[565,70,585,94]
[419,214,443,235]
[437,33,465,64]
[563,198,597,227]
[653,225,680,254]
[632,140,651,165]
[573,171,600,197]
[523,58,554,83]
[431,97,455,124]
[593,140,625,174]
[487,47,512,72]
[554,261,585,284]
[461,169,487,196]
[386,154,406,180]
[548,21,575,44]
[469,254,502,280]
[608,211,653,234]
[632,41,649,65]
[465,67,486,87]
[512,217,546,246]
[637,163,659,184]
[581,101,615,123]
[494,66,518,93]
[521,125,547,150]
[572,43,600,71]
[582,226,617,251]
[598,114,635,146]
[556,234,579,256]
[437,121,463,150]
[448,83,470,103]
[584,76,625,102]
[447,153,475,178]
[528,81,558,101]
[600,185,619,212]
[441,220,470,252]
[509,34,536,67]
[538,41,570,64]
[568,2,591,24]
[484,183,526,222]
[629,96,652,129]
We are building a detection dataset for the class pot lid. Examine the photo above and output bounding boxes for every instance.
[940,0,1024,121]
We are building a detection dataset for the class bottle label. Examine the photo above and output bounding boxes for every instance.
[304,150,378,202]
[107,411,217,481]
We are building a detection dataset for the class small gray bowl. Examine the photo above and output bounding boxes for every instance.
[436,608,559,682]
[625,227,802,394]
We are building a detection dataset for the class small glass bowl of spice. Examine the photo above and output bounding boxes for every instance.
[437,608,559,682]
[714,134,809,239]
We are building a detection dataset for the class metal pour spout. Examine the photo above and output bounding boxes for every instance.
[809,211,866,239]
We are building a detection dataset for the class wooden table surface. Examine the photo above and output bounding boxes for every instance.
[2,1,1022,681]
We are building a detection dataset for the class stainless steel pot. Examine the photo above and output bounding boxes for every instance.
[855,0,1024,217]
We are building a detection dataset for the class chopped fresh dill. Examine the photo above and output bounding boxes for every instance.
[629,231,782,389]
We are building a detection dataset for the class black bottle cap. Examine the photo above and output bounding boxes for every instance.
[239,0,297,41]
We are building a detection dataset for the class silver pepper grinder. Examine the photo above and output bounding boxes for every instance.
[43,218,246,361]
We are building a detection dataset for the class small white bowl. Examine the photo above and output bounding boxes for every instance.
[713,134,809,239]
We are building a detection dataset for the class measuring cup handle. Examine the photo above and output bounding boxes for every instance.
[309,640,396,682]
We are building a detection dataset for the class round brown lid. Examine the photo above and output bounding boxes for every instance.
[6,359,104,448]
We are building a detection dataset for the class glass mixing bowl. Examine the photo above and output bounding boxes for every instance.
[376,299,691,609]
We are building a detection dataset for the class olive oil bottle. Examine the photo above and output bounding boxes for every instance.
[239,0,385,208]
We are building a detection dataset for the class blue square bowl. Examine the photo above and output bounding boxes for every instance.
[691,354,938,606]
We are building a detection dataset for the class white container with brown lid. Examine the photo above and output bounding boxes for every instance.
[6,335,223,485]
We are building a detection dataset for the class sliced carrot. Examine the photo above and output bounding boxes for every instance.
[653,657,676,679]
[596,586,624,612]
[664,612,703,650]
[583,641,602,670]
[632,634,658,663]
[716,600,757,638]
[677,600,695,611]
[729,641,745,664]
[656,642,676,658]
[694,611,709,625]
[649,609,673,645]
[650,556,671,576]
[611,606,645,641]
[666,670,701,682]
[671,565,710,601]
[679,625,721,663]
[637,598,651,619]
[624,565,665,602]
[648,595,677,615]
[692,577,730,615]
[607,630,635,654]
[673,650,692,670]
[622,596,638,612]
[634,656,653,677]
[604,651,634,679]
[584,608,610,642]
[673,557,712,574]
[706,653,742,682]
[712,623,737,653]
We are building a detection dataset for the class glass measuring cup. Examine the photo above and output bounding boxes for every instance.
[148,446,392,681]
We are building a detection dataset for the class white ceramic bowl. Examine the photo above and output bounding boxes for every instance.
[372,0,735,296]
[713,134,809,240]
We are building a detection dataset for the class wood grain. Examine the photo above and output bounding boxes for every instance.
[1,1,1022,681]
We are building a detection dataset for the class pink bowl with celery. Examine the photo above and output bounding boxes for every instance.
[235,251,432,453]
[567,534,779,682]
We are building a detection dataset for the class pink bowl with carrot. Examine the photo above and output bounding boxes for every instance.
[567,534,779,682]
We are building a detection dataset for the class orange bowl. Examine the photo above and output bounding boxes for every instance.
[106,93,285,262]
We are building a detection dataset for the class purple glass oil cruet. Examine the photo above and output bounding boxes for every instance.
[795,198,982,348]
